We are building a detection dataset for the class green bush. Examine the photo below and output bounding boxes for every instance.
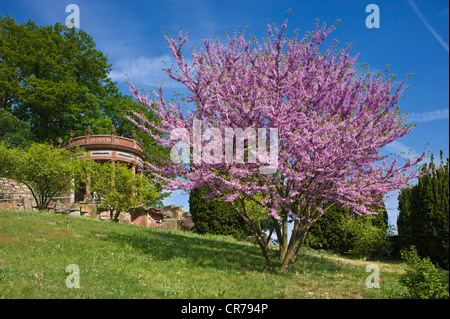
[306,204,389,259]
[400,246,449,299]
[189,186,252,240]
[0,142,86,210]
[341,215,388,260]
[305,205,348,251]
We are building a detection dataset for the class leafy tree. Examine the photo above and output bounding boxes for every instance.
[87,161,166,222]
[0,142,85,210]
[189,186,252,239]
[0,15,111,142]
[0,14,169,161]
[397,152,449,269]
[128,20,427,272]
[0,109,30,148]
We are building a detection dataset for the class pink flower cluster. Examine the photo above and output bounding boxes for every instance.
[127,19,426,221]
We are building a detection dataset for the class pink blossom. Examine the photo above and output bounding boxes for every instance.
[127,19,427,271]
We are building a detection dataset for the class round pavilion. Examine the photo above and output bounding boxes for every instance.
[60,125,145,202]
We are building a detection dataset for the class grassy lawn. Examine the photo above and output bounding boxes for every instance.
[0,210,410,299]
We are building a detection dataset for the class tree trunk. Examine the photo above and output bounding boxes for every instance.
[231,197,276,272]
[279,216,288,262]
[255,232,275,272]
[279,223,311,272]
[246,214,276,272]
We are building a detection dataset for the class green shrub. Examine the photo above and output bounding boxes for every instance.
[400,246,449,299]
[341,215,388,260]
[189,186,252,240]
[306,204,390,259]
[305,205,349,251]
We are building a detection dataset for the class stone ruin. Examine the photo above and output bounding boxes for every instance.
[51,202,195,232]
[1,177,195,232]
[129,205,194,231]
[160,205,194,231]
[0,177,37,211]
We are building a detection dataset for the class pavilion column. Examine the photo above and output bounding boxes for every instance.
[131,163,136,198]
[85,171,91,201]
[138,166,144,204]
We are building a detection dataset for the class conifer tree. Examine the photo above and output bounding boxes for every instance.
[397,152,449,269]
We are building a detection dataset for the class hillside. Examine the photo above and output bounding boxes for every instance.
[0,210,409,299]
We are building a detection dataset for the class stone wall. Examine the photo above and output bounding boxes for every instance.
[129,206,164,227]
[160,205,185,219]
[0,181,196,232]
[128,205,194,231]
[0,178,36,210]
[0,177,73,211]
[160,206,195,231]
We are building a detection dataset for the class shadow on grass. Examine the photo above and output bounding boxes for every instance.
[95,225,365,276]
[81,219,383,276]
[100,227,281,272]
[288,250,349,276]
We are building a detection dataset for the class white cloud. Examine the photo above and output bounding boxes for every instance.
[407,108,449,123]
[384,140,421,159]
[109,55,183,88]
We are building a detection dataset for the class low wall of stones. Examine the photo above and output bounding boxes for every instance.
[0,181,195,231]
[0,178,72,211]
[0,178,36,210]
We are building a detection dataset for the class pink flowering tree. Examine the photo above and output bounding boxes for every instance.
[127,20,426,272]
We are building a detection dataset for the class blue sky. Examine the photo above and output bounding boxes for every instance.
[1,0,448,227]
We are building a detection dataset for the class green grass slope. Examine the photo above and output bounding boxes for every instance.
[0,210,408,299]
